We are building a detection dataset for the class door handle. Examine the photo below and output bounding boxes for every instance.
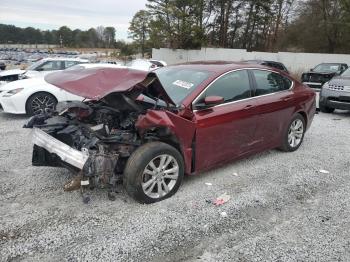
[283,96,293,102]
[243,104,254,110]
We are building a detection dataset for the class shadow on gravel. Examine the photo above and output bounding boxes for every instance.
[0,110,28,120]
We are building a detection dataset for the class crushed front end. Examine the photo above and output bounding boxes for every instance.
[25,99,146,202]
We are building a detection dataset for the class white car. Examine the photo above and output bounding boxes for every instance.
[0,63,125,115]
[0,57,89,85]
[127,59,167,71]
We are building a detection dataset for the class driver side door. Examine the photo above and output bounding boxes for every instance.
[192,69,258,172]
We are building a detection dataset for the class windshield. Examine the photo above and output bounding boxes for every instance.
[27,60,45,70]
[313,64,340,73]
[341,68,350,77]
[155,67,211,104]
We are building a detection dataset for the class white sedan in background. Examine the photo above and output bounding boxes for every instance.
[127,59,167,71]
[0,57,88,85]
[0,63,125,115]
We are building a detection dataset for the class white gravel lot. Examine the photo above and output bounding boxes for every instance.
[0,109,350,262]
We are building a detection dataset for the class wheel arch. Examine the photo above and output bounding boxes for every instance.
[296,110,308,127]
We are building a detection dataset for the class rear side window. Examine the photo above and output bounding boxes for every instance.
[199,70,251,103]
[252,70,292,96]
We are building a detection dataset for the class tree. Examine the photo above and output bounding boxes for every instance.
[104,27,116,48]
[129,10,151,57]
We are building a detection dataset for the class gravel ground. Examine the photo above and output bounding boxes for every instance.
[0,110,350,262]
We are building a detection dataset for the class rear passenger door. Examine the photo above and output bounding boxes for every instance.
[250,69,295,147]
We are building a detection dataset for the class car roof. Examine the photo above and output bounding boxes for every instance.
[169,61,271,75]
[41,57,88,62]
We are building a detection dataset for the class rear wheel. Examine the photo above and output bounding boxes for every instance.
[26,92,57,116]
[280,114,305,152]
[319,104,335,113]
[123,142,184,204]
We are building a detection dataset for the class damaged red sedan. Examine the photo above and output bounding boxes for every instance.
[25,62,316,203]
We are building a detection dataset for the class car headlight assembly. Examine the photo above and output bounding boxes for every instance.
[3,88,24,97]
[18,74,28,80]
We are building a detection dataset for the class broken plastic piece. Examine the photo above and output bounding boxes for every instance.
[220,211,228,218]
[213,193,230,206]
[319,169,330,174]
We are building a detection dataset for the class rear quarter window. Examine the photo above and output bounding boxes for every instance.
[252,70,292,96]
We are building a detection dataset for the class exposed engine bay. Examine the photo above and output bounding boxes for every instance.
[24,93,179,202]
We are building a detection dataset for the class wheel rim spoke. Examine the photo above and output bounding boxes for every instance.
[142,154,179,199]
[288,119,304,148]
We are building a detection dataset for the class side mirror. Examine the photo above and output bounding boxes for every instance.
[204,96,224,106]
[310,68,314,72]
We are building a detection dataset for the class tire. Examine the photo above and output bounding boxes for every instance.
[319,104,335,113]
[279,114,306,152]
[26,92,57,116]
[123,142,184,204]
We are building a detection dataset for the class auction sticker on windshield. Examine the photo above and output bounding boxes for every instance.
[173,80,194,89]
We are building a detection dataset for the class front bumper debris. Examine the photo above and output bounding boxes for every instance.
[32,128,89,169]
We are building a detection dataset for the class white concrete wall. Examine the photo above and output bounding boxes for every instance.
[153,48,350,74]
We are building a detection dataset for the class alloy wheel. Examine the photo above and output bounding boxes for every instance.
[141,154,179,199]
[31,94,56,115]
[288,119,304,148]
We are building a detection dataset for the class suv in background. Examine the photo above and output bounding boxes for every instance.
[243,60,289,74]
[319,67,350,113]
[301,63,348,89]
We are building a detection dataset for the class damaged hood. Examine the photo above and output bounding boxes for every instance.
[45,67,176,105]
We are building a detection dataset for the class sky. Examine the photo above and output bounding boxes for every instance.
[0,0,148,40]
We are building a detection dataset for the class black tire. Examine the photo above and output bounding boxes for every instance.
[279,113,306,152]
[123,142,184,204]
[319,104,335,113]
[26,92,57,116]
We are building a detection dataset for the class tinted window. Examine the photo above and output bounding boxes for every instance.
[252,70,292,96]
[198,70,251,103]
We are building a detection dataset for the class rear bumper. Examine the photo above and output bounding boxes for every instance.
[32,128,89,169]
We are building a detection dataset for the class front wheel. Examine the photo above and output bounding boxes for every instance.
[123,142,184,204]
[26,92,57,116]
[279,114,305,152]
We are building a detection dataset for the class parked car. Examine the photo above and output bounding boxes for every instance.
[127,59,167,71]
[319,67,350,113]
[24,62,316,203]
[301,63,348,89]
[0,63,124,115]
[242,60,289,73]
[0,61,6,70]
[0,57,89,85]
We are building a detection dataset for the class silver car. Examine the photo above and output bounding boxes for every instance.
[319,68,350,113]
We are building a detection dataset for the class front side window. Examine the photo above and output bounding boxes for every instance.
[36,61,63,71]
[341,68,350,77]
[252,70,292,96]
[197,70,251,104]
